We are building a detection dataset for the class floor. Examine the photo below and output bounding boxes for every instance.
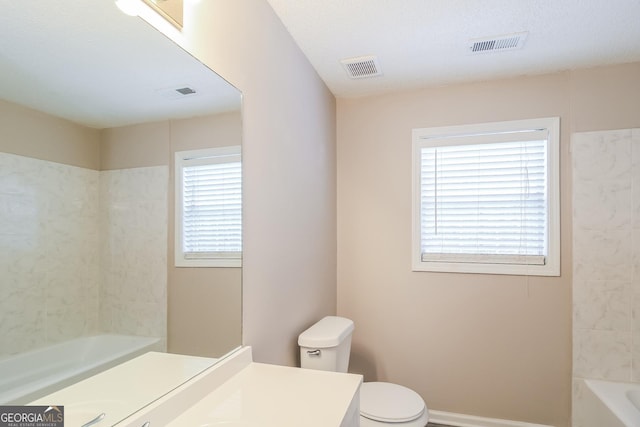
[426,424,454,427]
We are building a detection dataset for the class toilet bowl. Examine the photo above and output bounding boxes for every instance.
[360,382,428,426]
[298,316,429,426]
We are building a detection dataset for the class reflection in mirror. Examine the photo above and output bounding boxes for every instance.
[0,0,242,421]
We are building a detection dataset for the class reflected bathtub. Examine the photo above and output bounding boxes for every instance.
[584,379,640,427]
[0,334,160,404]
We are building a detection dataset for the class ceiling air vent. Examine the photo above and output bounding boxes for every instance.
[469,32,528,54]
[156,85,198,100]
[175,87,196,95]
[340,55,382,79]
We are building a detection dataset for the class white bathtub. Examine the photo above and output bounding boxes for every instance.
[584,379,640,427]
[0,334,161,405]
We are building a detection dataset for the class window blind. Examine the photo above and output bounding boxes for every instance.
[182,159,242,259]
[419,138,548,265]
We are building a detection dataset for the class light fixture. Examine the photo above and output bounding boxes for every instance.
[115,0,140,16]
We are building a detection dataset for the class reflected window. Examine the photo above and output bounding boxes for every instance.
[175,146,242,267]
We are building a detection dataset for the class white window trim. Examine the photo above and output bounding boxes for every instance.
[175,146,242,268]
[411,117,560,276]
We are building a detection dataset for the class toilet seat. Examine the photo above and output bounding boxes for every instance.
[360,382,426,423]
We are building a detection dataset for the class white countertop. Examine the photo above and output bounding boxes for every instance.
[31,347,362,427]
[31,352,215,427]
[165,362,362,427]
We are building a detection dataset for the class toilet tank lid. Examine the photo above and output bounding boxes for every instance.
[298,316,354,348]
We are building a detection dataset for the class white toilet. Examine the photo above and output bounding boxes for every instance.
[299,316,429,427]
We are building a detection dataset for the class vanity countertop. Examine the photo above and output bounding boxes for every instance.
[164,362,363,427]
[31,352,216,427]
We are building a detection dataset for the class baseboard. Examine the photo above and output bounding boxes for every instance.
[428,410,554,427]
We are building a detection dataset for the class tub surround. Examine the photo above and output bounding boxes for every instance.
[0,152,100,354]
[0,150,168,357]
[99,166,168,344]
[572,128,640,426]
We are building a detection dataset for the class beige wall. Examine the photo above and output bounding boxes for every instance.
[336,62,640,427]
[570,62,640,133]
[101,113,243,357]
[0,99,100,169]
[100,121,170,169]
[163,0,338,365]
[169,113,243,357]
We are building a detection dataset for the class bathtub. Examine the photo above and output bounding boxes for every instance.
[584,379,640,427]
[0,334,161,405]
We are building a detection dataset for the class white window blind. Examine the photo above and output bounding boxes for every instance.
[412,118,560,276]
[175,146,241,267]
[420,139,547,265]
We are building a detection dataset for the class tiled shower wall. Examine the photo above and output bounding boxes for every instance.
[99,167,168,349]
[0,152,167,357]
[572,128,640,425]
[0,153,100,355]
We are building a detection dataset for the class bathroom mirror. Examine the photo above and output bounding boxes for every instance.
[0,0,242,422]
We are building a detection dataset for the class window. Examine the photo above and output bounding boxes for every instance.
[175,146,241,267]
[412,118,560,276]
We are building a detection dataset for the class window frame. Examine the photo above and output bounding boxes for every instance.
[175,146,242,268]
[411,117,560,276]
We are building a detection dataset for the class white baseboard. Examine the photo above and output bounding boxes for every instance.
[428,410,554,427]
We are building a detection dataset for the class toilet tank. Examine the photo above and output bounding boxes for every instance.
[298,316,354,373]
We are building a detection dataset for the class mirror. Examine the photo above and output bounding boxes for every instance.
[0,0,242,422]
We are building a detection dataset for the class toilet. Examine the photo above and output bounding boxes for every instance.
[298,316,429,426]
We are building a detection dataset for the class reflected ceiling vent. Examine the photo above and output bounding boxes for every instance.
[341,55,382,79]
[176,87,196,95]
[157,85,198,100]
[469,32,528,54]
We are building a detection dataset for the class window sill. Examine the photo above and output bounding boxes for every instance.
[412,259,559,276]
[175,258,242,268]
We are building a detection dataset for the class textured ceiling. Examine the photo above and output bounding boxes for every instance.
[266,0,640,98]
[0,0,240,129]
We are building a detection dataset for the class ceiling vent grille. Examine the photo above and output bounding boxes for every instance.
[175,87,196,95]
[469,32,528,54]
[157,85,198,100]
[341,55,382,79]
